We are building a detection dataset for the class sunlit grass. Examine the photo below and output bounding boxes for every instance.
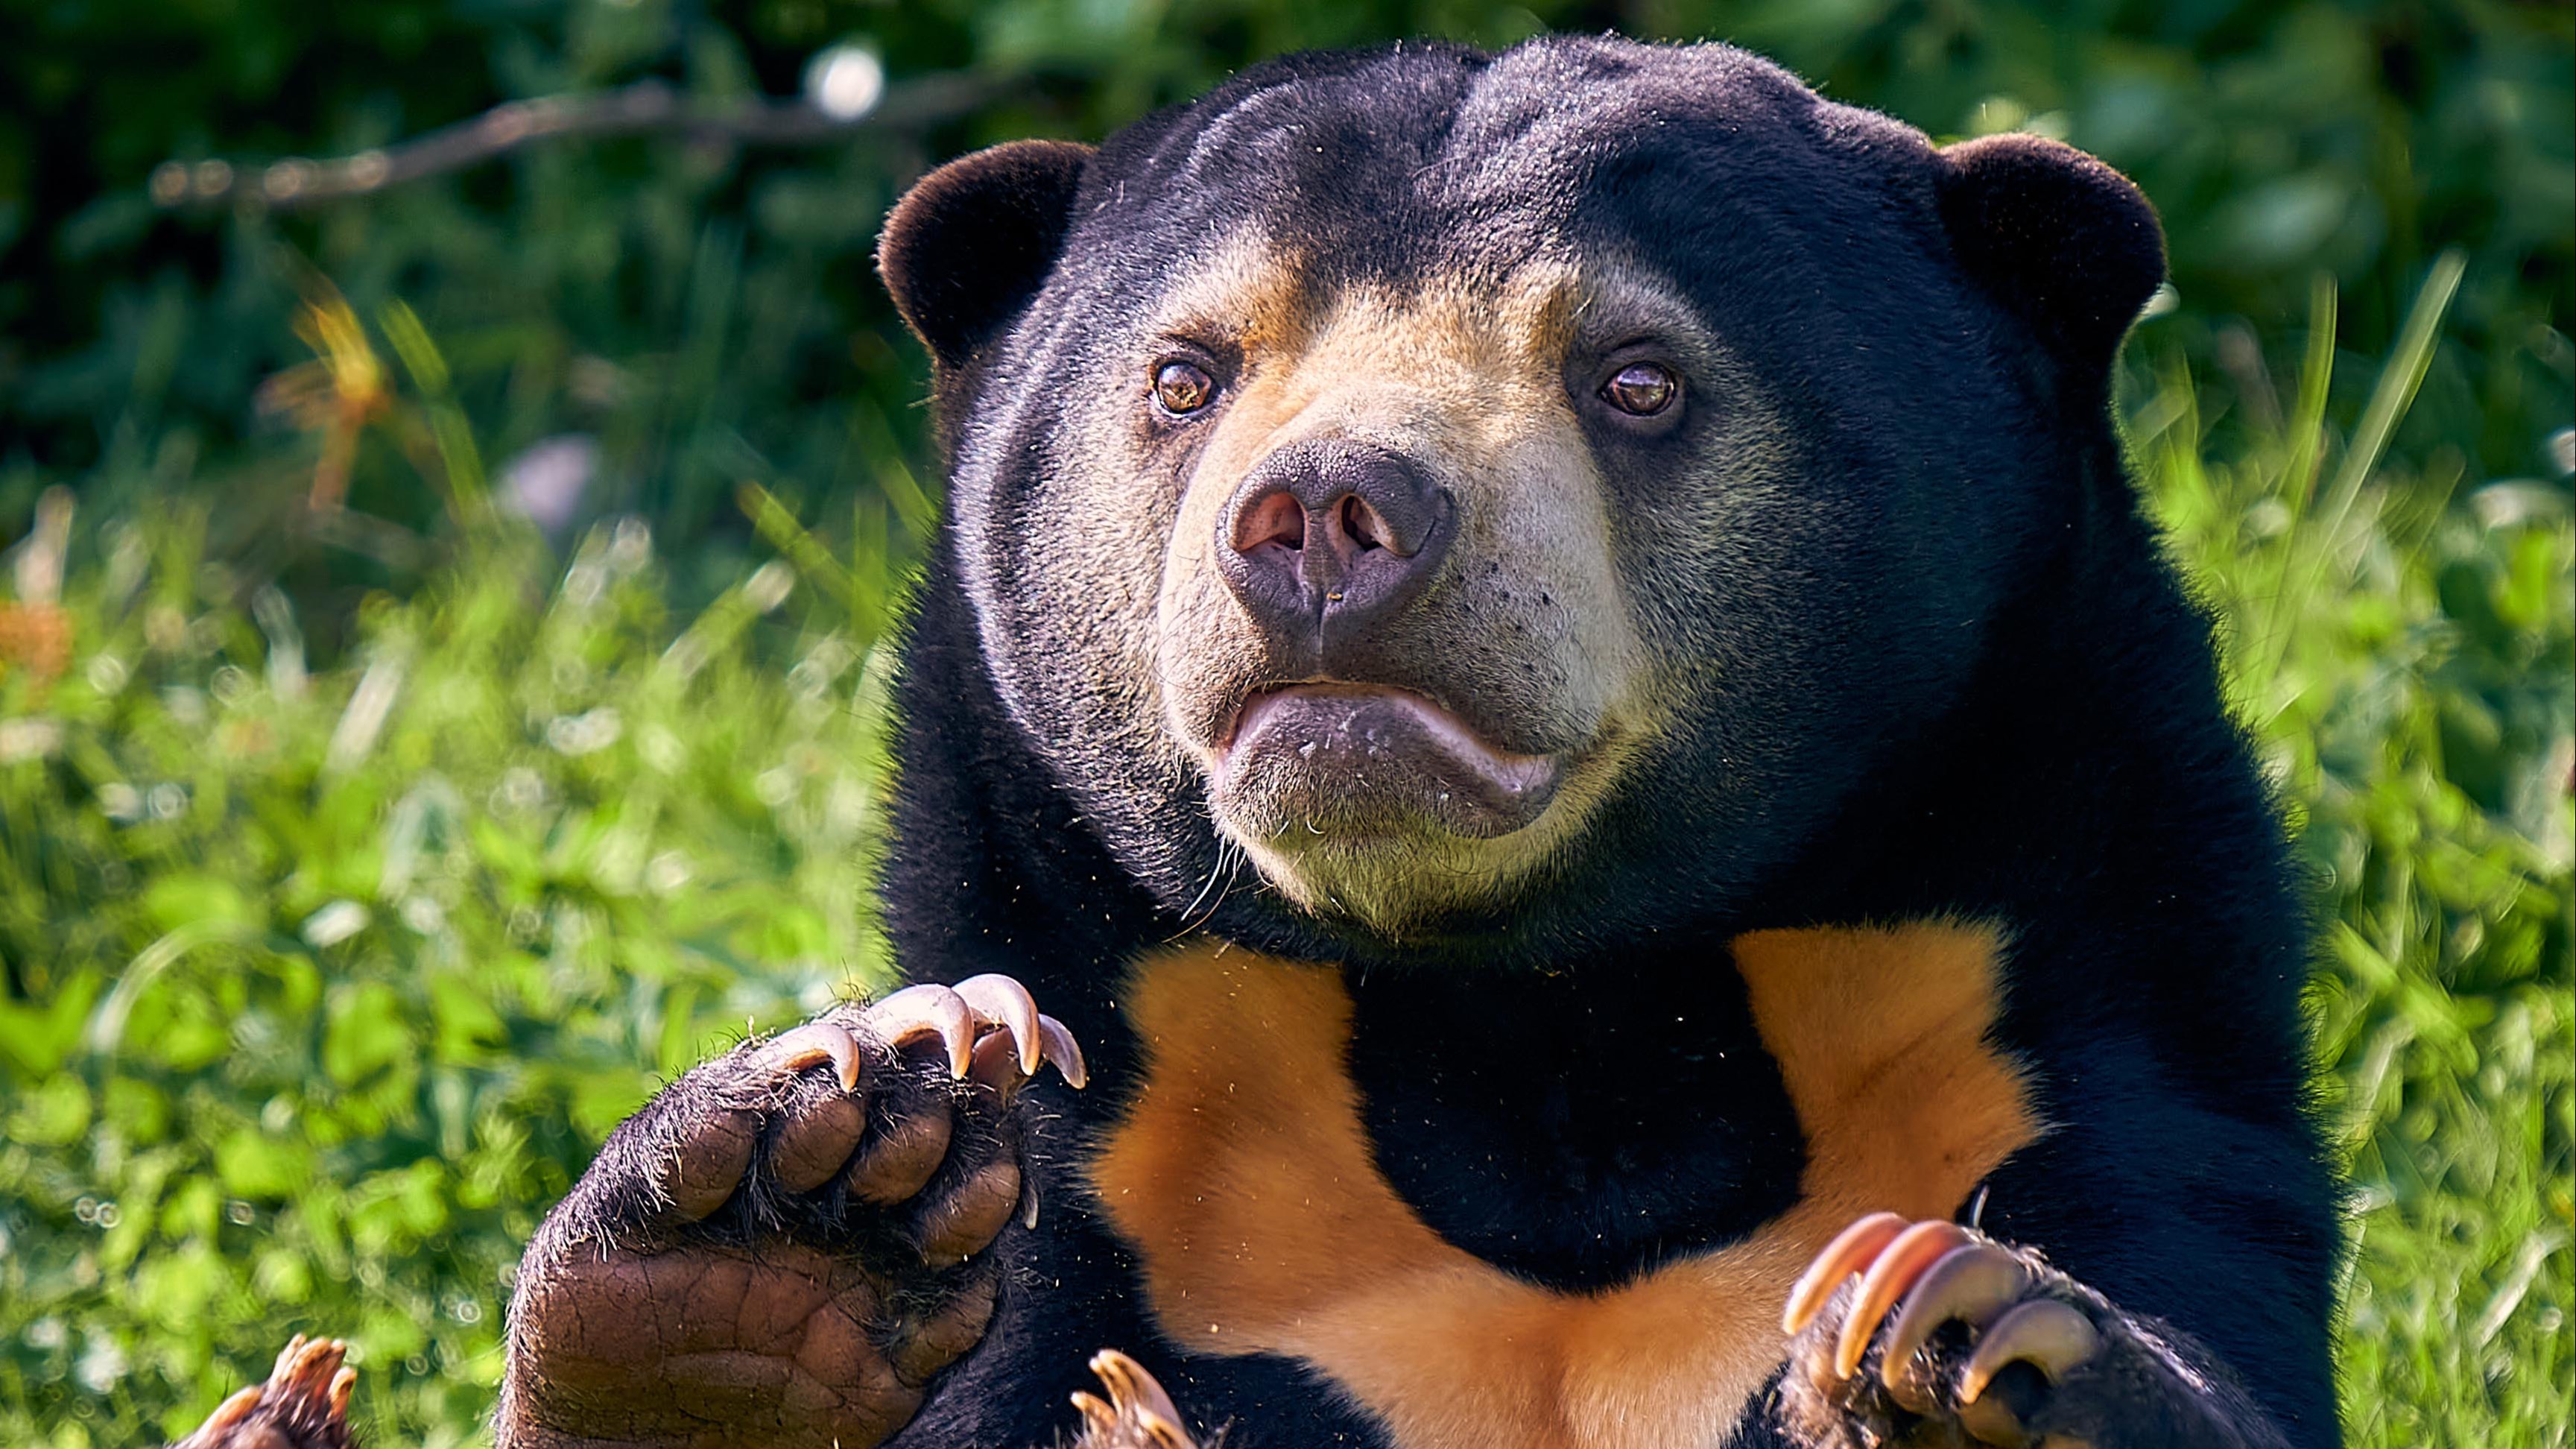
[2139,261,2572,1448]
[0,505,900,1447]
[0,281,2568,1445]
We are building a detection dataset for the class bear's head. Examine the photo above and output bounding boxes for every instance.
[879,38,2163,954]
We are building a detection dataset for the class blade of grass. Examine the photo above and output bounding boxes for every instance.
[2283,271,2339,517]
[2259,250,2466,704]
[2315,250,2466,532]
[738,481,865,630]
[381,299,491,525]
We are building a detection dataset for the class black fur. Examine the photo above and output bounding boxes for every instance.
[1937,133,2171,376]
[878,139,1092,373]
[516,35,2341,1449]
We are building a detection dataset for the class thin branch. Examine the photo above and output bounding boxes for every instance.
[151,70,1001,212]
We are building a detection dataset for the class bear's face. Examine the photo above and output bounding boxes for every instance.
[882,40,2162,950]
[1084,250,1720,930]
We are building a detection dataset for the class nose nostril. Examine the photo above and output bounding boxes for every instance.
[1341,494,1388,553]
[1232,490,1307,555]
[1218,443,1450,634]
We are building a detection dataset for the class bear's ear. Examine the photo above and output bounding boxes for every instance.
[878,139,1094,369]
[1934,134,2165,373]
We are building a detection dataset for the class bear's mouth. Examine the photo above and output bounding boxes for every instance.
[1210,684,1563,841]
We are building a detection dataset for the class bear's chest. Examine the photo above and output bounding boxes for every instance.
[1083,924,2042,1449]
[1344,960,1809,1294]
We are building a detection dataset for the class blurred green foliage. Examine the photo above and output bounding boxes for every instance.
[0,2,2569,1447]
[2,1,2569,575]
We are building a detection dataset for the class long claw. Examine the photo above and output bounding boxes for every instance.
[328,1365,357,1415]
[1070,1389,1120,1435]
[1785,1212,1908,1334]
[1091,1348,1186,1424]
[1880,1243,2031,1392]
[955,974,1045,1076]
[1958,1299,2101,1404]
[1835,1219,1972,1379]
[282,1336,349,1401]
[864,985,976,1079]
[296,1336,341,1382]
[765,1020,864,1091]
[1037,1014,1089,1090]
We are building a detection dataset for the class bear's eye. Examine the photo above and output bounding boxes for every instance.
[1153,360,1218,416]
[1601,362,1678,417]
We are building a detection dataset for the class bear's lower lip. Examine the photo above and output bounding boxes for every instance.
[1211,684,1563,839]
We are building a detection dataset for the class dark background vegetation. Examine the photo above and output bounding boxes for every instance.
[0,2,2568,1446]
[5,1,2570,579]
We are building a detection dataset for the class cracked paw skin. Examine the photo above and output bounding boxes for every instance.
[496,977,1081,1449]
[1777,1213,2293,1449]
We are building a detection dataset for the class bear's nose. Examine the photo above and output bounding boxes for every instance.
[1218,440,1455,647]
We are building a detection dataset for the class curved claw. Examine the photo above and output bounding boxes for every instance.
[275,1334,352,1404]
[1038,1014,1089,1090]
[1958,1299,2102,1405]
[1086,1348,1195,1448]
[1835,1219,1972,1379]
[956,974,1045,1077]
[765,1020,865,1091]
[1785,1211,1908,1334]
[1070,1389,1121,1436]
[1089,1348,1184,1422]
[1879,1243,2031,1392]
[864,984,977,1079]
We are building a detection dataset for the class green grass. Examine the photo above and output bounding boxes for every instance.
[0,512,903,1447]
[0,281,2569,1446]
[2139,267,2573,1445]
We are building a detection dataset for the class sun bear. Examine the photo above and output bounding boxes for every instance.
[463,34,2339,1449]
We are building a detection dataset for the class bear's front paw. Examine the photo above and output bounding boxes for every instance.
[500,976,1085,1449]
[171,1336,355,1449]
[1778,1213,2110,1449]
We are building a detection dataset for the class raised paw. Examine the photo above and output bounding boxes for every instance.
[499,975,1084,1449]
[1069,1349,1204,1449]
[171,1336,356,1449]
[1779,1213,2107,1449]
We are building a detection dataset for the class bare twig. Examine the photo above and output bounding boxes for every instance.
[151,70,999,212]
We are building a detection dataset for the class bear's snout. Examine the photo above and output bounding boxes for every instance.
[1217,438,1457,657]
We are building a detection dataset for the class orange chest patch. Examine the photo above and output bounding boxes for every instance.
[1084,924,2044,1449]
